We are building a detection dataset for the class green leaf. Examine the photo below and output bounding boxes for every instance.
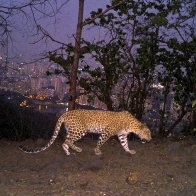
[192,100,196,109]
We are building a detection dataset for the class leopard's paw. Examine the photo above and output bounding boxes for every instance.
[127,149,136,155]
[75,147,82,153]
[62,144,70,155]
[94,148,102,156]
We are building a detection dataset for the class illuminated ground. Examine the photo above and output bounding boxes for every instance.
[0,136,195,195]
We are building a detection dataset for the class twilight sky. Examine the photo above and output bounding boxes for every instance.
[7,0,109,61]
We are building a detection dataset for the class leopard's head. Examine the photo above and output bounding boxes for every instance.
[137,124,152,143]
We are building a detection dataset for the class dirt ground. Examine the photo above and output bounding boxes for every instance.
[0,136,196,196]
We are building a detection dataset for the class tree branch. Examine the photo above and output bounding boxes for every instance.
[82,0,126,26]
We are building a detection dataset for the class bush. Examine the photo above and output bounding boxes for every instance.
[0,94,57,140]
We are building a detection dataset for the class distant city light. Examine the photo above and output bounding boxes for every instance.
[0,56,106,110]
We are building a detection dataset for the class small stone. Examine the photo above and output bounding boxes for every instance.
[79,180,89,188]
[10,179,14,183]
[126,171,138,185]
[49,179,54,185]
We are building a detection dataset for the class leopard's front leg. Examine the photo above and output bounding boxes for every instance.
[117,133,136,155]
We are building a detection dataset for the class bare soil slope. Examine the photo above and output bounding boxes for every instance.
[0,137,196,196]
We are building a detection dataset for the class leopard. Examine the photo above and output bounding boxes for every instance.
[19,109,152,156]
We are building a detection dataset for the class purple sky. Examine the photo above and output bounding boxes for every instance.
[8,0,109,61]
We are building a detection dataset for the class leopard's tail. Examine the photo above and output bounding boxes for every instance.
[19,115,64,153]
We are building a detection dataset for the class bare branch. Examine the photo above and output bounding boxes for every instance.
[38,26,68,46]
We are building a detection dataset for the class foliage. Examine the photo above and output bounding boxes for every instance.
[0,92,56,140]
[79,40,128,110]
[156,37,195,135]
[0,99,29,140]
[47,44,75,77]
[191,100,196,134]
[192,100,196,110]
[80,0,195,133]
[48,0,195,135]
[81,1,160,116]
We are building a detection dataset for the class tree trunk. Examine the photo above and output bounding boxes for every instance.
[68,0,84,110]
[158,90,169,136]
[105,93,113,110]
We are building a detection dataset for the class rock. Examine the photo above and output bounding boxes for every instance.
[126,171,139,185]
[79,180,89,188]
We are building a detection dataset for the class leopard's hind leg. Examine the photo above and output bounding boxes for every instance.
[62,123,86,155]
[94,127,114,155]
